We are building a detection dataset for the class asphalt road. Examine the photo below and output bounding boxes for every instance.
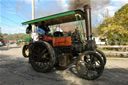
[0,44,128,85]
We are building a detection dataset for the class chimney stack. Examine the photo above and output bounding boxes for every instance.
[84,5,92,40]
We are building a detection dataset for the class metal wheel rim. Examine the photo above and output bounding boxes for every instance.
[77,53,103,79]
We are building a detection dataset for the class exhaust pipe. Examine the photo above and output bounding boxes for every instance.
[84,5,92,40]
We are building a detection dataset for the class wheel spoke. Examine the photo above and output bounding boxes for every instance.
[84,56,90,63]
[90,54,95,64]
[44,53,49,56]
[42,49,47,54]
[92,60,102,74]
[84,68,89,77]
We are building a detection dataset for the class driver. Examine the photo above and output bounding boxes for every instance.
[37,21,50,35]
[36,26,46,36]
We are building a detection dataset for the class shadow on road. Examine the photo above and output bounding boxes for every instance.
[0,46,9,50]
[69,65,128,85]
[0,54,68,85]
[0,45,20,51]
[0,54,128,85]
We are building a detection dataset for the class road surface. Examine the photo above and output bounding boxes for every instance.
[0,44,128,85]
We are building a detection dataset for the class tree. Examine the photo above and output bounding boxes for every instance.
[3,33,29,40]
[97,4,128,45]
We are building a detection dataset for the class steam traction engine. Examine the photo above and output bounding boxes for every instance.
[22,5,106,80]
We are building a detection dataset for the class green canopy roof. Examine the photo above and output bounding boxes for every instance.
[22,10,85,26]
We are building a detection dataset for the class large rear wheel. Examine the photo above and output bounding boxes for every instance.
[29,41,56,73]
[76,51,104,80]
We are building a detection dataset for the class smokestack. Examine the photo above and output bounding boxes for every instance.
[84,5,92,40]
[69,0,90,10]
[69,0,110,10]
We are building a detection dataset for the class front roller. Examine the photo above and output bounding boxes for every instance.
[29,41,56,73]
[76,51,104,80]
[22,45,29,58]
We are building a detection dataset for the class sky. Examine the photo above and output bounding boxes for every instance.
[0,0,128,34]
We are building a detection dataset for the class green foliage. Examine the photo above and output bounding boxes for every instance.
[98,4,128,45]
[115,4,128,28]
[0,35,3,40]
[2,33,29,40]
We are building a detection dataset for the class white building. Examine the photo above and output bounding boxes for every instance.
[93,37,106,45]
